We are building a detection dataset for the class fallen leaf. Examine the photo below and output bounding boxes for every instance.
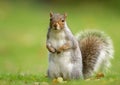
[57,77,63,83]
[52,78,58,84]
[96,72,104,79]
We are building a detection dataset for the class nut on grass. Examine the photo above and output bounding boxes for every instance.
[85,72,104,81]
[96,72,104,79]
[52,78,58,84]
[57,77,63,83]
[52,77,67,84]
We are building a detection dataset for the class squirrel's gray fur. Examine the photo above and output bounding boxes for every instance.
[46,12,114,80]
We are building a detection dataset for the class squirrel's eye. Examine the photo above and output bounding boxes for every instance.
[50,18,52,21]
[62,20,65,22]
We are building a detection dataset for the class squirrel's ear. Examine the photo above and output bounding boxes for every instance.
[64,13,67,19]
[50,11,53,17]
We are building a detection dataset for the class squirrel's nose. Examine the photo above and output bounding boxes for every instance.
[53,24,57,28]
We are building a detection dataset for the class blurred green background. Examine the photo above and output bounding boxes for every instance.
[0,0,120,82]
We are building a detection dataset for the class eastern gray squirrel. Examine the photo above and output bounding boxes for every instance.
[46,12,114,80]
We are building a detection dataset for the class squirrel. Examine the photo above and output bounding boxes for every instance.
[46,12,114,80]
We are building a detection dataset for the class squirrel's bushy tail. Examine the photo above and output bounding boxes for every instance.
[76,30,114,79]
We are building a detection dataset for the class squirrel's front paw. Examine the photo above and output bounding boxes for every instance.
[56,50,61,54]
[48,47,56,53]
[56,47,63,54]
[56,43,70,54]
[46,44,56,53]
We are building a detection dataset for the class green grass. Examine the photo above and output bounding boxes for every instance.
[0,73,49,85]
[0,73,120,85]
[0,1,120,85]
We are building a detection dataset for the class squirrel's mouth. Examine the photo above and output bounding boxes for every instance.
[53,26,61,31]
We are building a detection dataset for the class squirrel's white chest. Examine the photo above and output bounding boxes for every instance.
[49,31,66,49]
